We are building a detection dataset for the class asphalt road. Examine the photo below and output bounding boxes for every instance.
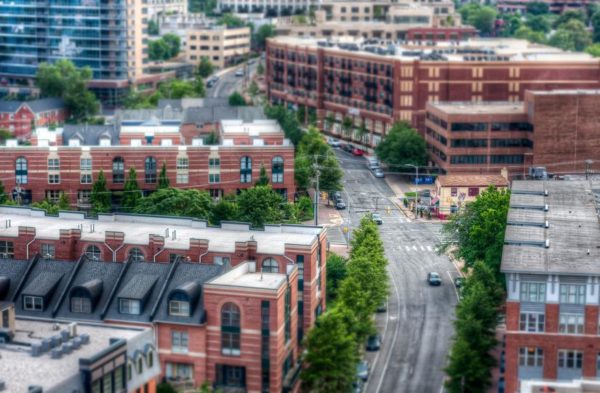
[333,150,459,393]
[208,62,258,99]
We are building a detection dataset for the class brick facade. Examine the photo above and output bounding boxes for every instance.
[0,101,67,140]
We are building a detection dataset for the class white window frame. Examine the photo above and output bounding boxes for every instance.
[119,298,141,315]
[171,331,189,354]
[41,243,55,259]
[23,295,43,311]
[559,313,584,335]
[560,284,586,305]
[176,173,189,184]
[520,282,546,303]
[48,174,60,184]
[176,158,189,170]
[519,347,543,367]
[519,312,545,333]
[169,300,191,316]
[48,158,60,170]
[558,350,583,369]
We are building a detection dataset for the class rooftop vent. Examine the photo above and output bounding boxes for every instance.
[50,348,62,359]
[80,333,90,345]
[30,343,42,357]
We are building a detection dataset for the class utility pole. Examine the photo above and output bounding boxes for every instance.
[313,157,320,226]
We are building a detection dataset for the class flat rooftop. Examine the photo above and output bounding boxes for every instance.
[0,207,322,255]
[269,36,596,62]
[1,319,146,393]
[501,180,600,275]
[428,101,526,115]
[206,261,291,291]
[221,119,283,135]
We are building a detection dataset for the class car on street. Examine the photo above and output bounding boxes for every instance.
[335,200,346,210]
[373,168,385,178]
[206,76,219,88]
[331,191,342,203]
[352,148,365,156]
[327,137,341,147]
[351,379,364,393]
[376,298,387,313]
[356,360,370,381]
[427,272,442,286]
[235,68,244,77]
[372,213,383,225]
[343,143,354,153]
[454,276,464,288]
[248,59,255,65]
[366,334,381,351]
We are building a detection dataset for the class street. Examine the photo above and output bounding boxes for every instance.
[333,150,459,393]
[208,61,258,98]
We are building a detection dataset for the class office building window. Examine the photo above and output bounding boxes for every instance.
[41,243,55,259]
[145,156,157,183]
[48,174,60,184]
[80,158,92,171]
[85,245,102,261]
[209,174,220,184]
[15,157,28,184]
[81,174,92,184]
[48,158,60,170]
[558,350,583,369]
[221,302,241,356]
[261,258,279,273]
[128,247,145,261]
[559,314,584,334]
[272,156,284,183]
[209,158,220,169]
[177,158,189,169]
[520,282,546,303]
[172,330,189,353]
[177,173,189,184]
[112,157,125,183]
[240,156,252,183]
[519,313,545,332]
[560,284,586,304]
[119,299,141,315]
[519,347,543,367]
[23,295,43,311]
[0,241,15,259]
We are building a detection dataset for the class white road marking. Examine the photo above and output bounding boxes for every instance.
[420,245,425,251]
[405,245,411,251]
[427,245,433,252]
[412,245,418,251]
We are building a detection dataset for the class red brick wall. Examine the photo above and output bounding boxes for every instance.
[0,106,67,141]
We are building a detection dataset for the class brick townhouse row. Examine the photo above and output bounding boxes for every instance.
[0,98,67,140]
[501,180,600,392]
[265,36,600,150]
[0,119,296,206]
[0,206,328,392]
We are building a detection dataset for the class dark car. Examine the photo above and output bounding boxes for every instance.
[376,298,387,313]
[427,272,442,286]
[343,143,354,153]
[453,276,464,288]
[366,334,381,351]
[331,191,342,202]
[336,200,346,210]
[356,360,369,381]
[351,379,364,393]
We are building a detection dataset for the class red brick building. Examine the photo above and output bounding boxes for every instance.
[0,119,296,206]
[0,207,327,392]
[424,90,600,177]
[501,180,600,393]
[266,36,600,149]
[496,0,596,14]
[0,98,67,140]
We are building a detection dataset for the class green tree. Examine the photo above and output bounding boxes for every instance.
[217,13,246,27]
[122,168,141,211]
[248,80,259,98]
[158,162,170,189]
[326,253,347,303]
[549,19,592,51]
[525,15,551,33]
[439,186,510,280]
[0,129,12,143]
[162,33,181,58]
[157,383,178,393]
[554,9,585,28]
[91,170,111,214]
[32,199,60,215]
[197,56,215,78]
[228,91,247,106]
[341,117,353,137]
[236,185,284,227]
[526,1,549,15]
[585,43,600,56]
[160,79,198,99]
[256,61,265,75]
[300,309,358,393]
[264,105,303,145]
[194,75,206,98]
[0,180,6,204]
[294,127,343,192]
[514,26,547,43]
[134,188,213,219]
[210,198,239,225]
[325,113,336,132]
[148,19,160,35]
[459,4,497,35]
[256,164,269,186]
[254,24,276,49]
[591,11,600,42]
[148,38,171,60]
[204,132,219,145]
[500,14,522,36]
[375,121,427,168]
[58,192,70,210]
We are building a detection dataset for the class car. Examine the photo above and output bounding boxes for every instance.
[366,334,381,351]
[372,213,383,225]
[373,168,385,178]
[327,137,341,147]
[454,276,464,288]
[331,191,343,203]
[365,157,380,170]
[206,78,217,88]
[235,68,244,77]
[343,143,354,153]
[376,298,387,313]
[335,200,346,210]
[351,378,364,393]
[352,148,365,156]
[427,271,442,286]
[248,59,256,65]
[356,360,369,381]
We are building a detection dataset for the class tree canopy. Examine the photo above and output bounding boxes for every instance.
[148,34,181,61]
[196,57,215,78]
[264,105,303,145]
[375,122,427,169]
[236,185,284,227]
[217,13,246,27]
[228,91,247,106]
[134,188,213,219]
[254,24,276,49]
[459,4,497,35]
[526,1,549,15]
[122,168,141,211]
[91,170,111,214]
[549,19,592,51]
[295,127,343,192]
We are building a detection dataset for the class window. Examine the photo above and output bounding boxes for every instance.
[103,373,113,393]
[490,155,524,164]
[209,174,220,184]
[261,258,279,273]
[145,157,157,184]
[169,299,191,317]
[80,158,92,171]
[147,350,154,368]
[48,158,60,170]
[450,122,487,132]
[119,299,141,315]
[177,173,189,184]
[81,174,92,184]
[71,296,92,313]
[222,302,241,356]
[468,187,479,197]
[166,363,194,380]
[23,295,43,311]
[261,301,270,392]
[15,157,28,184]
[177,158,189,169]
[172,331,189,353]
[85,245,102,261]
[41,243,55,259]
[136,355,143,373]
[560,284,586,304]
[284,287,291,343]
[519,347,543,367]
[449,155,487,165]
[520,282,546,303]
[240,156,252,183]
[450,187,457,197]
[209,158,220,169]
[519,313,545,332]
[48,174,60,184]
[112,157,125,183]
[297,255,304,290]
[127,362,133,381]
[0,241,14,258]
[272,156,284,183]
[558,350,583,369]
[128,248,145,261]
[559,314,584,334]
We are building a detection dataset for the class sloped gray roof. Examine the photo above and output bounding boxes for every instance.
[22,271,64,297]
[0,259,28,301]
[118,274,159,300]
[62,124,120,146]
[183,106,266,125]
[0,98,65,114]
[0,101,23,113]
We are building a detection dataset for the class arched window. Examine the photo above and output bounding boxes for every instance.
[147,350,154,368]
[221,302,241,356]
[240,156,252,183]
[128,247,145,261]
[261,258,279,273]
[15,157,28,184]
[272,156,284,183]
[85,245,102,261]
[136,355,143,373]
[112,157,125,184]
[127,361,133,381]
[145,156,157,184]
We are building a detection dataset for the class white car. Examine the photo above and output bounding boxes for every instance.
[327,138,341,147]
[235,69,244,77]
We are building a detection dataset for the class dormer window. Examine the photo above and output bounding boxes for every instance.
[70,279,103,314]
[71,296,92,313]
[167,281,201,317]
[117,274,159,316]
[23,295,43,311]
[119,299,141,315]
[169,296,190,317]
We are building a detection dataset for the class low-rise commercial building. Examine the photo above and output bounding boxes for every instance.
[502,180,600,393]
[0,98,66,141]
[0,206,327,391]
[433,174,508,216]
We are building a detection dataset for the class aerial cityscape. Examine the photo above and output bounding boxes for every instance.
[1,0,600,392]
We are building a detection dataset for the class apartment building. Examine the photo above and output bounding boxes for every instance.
[217,0,318,15]
[0,206,327,391]
[424,90,600,177]
[497,0,598,14]
[160,15,251,69]
[0,118,295,206]
[501,180,600,393]
[146,0,188,17]
[0,98,67,140]
[0,0,168,107]
[266,36,600,149]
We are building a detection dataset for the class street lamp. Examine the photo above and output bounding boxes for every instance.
[405,164,419,219]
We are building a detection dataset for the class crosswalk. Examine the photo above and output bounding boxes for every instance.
[396,244,438,253]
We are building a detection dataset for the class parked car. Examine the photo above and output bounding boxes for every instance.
[453,276,464,288]
[206,76,219,88]
[365,156,380,170]
[372,213,383,225]
[373,168,385,178]
[248,59,256,65]
[327,137,341,147]
[235,68,244,77]
[331,191,343,203]
[376,298,387,313]
[352,148,365,156]
[356,360,370,381]
[351,378,364,393]
[343,143,354,153]
[366,334,381,351]
[427,272,442,286]
[335,200,346,210]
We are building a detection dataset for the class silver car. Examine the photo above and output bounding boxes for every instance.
[373,168,385,178]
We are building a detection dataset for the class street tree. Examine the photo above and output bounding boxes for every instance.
[248,80,259,98]
[341,117,353,137]
[228,91,246,106]
[526,1,549,15]
[326,253,347,303]
[256,164,269,186]
[525,15,551,33]
[134,188,213,219]
[210,198,240,225]
[375,122,427,168]
[148,19,159,35]
[122,168,142,211]
[158,162,169,189]
[236,185,284,227]
[264,105,303,145]
[254,24,276,49]
[256,61,265,75]
[197,57,215,78]
[336,276,377,344]
[300,308,358,393]
[162,33,181,58]
[58,192,70,210]
[294,127,343,192]
[91,170,111,214]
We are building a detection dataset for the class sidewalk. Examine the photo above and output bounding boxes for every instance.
[384,174,444,223]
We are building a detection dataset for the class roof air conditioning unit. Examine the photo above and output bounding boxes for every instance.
[50,348,62,359]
